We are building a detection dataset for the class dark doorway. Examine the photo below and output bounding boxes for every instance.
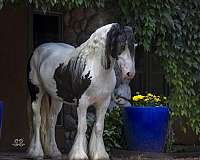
[33,12,64,126]
[33,13,63,48]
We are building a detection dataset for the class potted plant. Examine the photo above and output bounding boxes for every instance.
[123,92,170,152]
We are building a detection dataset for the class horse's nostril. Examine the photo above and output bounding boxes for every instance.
[126,72,135,79]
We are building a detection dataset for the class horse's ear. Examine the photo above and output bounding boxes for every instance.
[105,23,121,62]
[125,26,138,47]
[124,26,133,35]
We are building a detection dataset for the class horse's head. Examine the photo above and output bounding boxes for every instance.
[106,23,137,80]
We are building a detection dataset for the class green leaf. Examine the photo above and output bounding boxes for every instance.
[0,1,3,10]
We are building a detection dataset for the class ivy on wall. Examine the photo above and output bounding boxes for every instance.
[0,0,200,136]
[118,0,200,135]
[0,0,104,11]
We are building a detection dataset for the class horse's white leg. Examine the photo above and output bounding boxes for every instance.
[89,122,96,159]
[89,97,110,160]
[68,97,88,160]
[47,98,63,158]
[28,90,44,158]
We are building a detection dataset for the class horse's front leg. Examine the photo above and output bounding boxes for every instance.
[89,96,110,160]
[68,97,89,160]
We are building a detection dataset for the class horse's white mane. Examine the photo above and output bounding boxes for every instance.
[77,24,113,55]
[64,24,114,68]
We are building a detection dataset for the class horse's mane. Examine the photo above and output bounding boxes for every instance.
[64,24,113,70]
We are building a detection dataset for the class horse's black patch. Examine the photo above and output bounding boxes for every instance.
[54,55,92,103]
[124,26,136,58]
[105,23,132,69]
[27,59,39,103]
[114,63,123,88]
[105,23,121,69]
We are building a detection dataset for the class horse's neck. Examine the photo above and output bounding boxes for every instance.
[65,31,116,76]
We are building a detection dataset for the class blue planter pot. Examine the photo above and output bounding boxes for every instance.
[123,106,170,152]
[0,101,4,138]
[0,101,3,129]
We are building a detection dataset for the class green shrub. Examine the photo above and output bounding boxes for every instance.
[87,106,124,153]
[117,0,200,136]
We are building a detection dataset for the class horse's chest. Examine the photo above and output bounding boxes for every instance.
[86,71,116,104]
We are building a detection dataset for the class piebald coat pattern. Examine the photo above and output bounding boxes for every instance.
[27,23,136,160]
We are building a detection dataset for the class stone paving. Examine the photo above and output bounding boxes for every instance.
[111,149,200,159]
[0,152,200,160]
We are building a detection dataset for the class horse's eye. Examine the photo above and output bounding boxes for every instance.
[121,45,125,51]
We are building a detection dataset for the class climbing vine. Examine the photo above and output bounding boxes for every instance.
[0,0,104,11]
[117,0,200,135]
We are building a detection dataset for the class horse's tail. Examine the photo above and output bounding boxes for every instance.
[27,93,33,142]
[40,93,51,155]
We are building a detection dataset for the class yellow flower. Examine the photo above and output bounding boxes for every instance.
[132,95,144,101]
[136,91,140,95]
[132,96,139,101]
[132,91,167,106]
[147,93,153,97]
[155,98,161,102]
[137,95,145,100]
[144,98,149,102]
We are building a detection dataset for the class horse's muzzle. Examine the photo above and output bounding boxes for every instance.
[126,72,135,80]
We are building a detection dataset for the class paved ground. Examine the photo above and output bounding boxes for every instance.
[111,150,200,160]
[0,152,200,160]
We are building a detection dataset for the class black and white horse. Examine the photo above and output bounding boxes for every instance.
[27,23,136,160]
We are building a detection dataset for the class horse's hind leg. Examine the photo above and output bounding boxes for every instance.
[28,86,44,158]
[42,97,63,158]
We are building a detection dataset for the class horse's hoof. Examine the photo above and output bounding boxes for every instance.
[27,154,43,160]
[47,147,62,159]
[92,152,110,160]
[51,155,63,160]
[68,150,88,160]
[51,153,63,160]
[34,156,44,160]
[27,148,44,159]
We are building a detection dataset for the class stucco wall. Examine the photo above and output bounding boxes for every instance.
[0,5,29,152]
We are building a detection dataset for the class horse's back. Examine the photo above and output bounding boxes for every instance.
[29,43,75,92]
[32,43,74,64]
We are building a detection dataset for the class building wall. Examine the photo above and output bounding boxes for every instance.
[63,8,117,46]
[0,4,29,151]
